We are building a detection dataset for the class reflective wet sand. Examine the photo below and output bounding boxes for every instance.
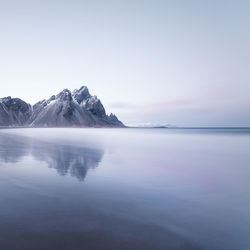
[0,128,250,250]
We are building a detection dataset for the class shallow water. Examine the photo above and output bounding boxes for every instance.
[0,128,250,250]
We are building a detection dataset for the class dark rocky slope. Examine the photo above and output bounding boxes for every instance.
[0,97,32,126]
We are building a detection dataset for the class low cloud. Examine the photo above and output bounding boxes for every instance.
[108,102,141,109]
[107,86,250,126]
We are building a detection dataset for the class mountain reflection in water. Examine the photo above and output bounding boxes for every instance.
[0,128,250,250]
[0,133,104,181]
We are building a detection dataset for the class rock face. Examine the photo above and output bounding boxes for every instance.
[0,97,32,126]
[0,86,125,127]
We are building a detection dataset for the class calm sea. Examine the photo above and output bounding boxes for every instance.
[0,128,250,250]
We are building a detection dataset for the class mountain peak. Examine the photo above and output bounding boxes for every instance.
[0,86,125,128]
[0,96,32,126]
[72,86,91,104]
[56,89,72,101]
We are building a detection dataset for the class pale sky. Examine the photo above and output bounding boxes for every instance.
[0,0,249,126]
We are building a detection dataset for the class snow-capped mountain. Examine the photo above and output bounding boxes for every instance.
[0,86,124,127]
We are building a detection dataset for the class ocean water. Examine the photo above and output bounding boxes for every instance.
[0,128,250,250]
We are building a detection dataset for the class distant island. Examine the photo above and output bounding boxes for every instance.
[0,86,124,128]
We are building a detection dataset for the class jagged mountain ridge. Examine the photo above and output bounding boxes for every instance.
[0,97,32,126]
[0,86,124,127]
